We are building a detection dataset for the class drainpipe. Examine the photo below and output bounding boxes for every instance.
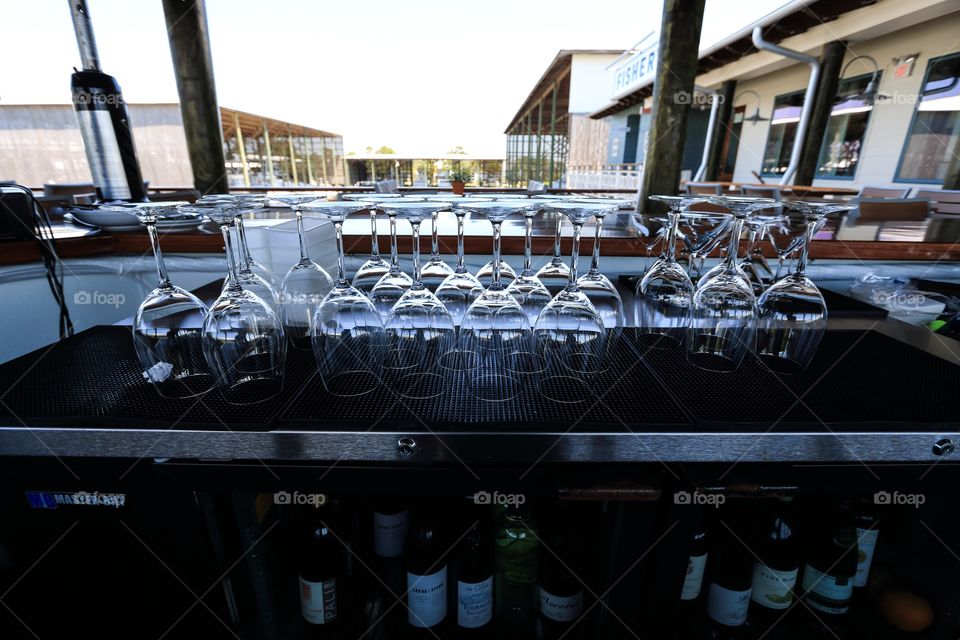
[693,85,719,182]
[752,26,820,186]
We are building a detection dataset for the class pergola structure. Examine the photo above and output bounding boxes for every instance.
[220,106,346,188]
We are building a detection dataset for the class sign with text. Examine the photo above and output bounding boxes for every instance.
[613,37,660,99]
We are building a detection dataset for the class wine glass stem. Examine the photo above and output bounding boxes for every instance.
[146,222,171,288]
[588,215,603,275]
[235,216,253,272]
[431,211,440,259]
[369,208,381,260]
[723,217,745,272]
[492,221,503,287]
[665,212,680,261]
[388,214,400,271]
[568,222,582,285]
[456,213,466,272]
[295,209,310,262]
[334,221,348,286]
[795,218,817,276]
[220,224,241,287]
[523,216,533,272]
[411,220,422,287]
[552,214,563,264]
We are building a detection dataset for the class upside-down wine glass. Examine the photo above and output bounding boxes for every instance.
[678,209,732,280]
[459,201,542,402]
[434,201,485,326]
[300,200,386,395]
[576,199,631,334]
[342,193,400,294]
[127,204,215,398]
[369,197,424,318]
[417,196,456,291]
[191,201,286,404]
[269,194,335,350]
[534,202,608,403]
[634,196,699,349]
[505,199,554,327]
[200,194,280,292]
[536,198,573,295]
[756,200,856,373]
[686,196,774,371]
[381,201,457,399]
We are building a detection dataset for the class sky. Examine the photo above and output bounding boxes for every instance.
[2,0,791,157]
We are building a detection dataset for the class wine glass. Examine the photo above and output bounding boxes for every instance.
[634,196,699,349]
[756,200,855,373]
[767,212,810,279]
[434,200,485,326]
[458,201,541,402]
[738,215,784,294]
[535,197,574,295]
[369,197,425,318]
[191,202,286,404]
[505,199,554,327]
[380,201,457,399]
[301,200,386,396]
[534,203,608,403]
[686,197,774,371]
[576,199,631,332]
[634,213,669,275]
[200,194,280,290]
[678,210,733,279]
[342,193,399,294]
[124,204,215,398]
[416,196,456,292]
[270,194,335,350]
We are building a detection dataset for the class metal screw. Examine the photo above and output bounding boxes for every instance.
[397,437,417,457]
[932,438,955,456]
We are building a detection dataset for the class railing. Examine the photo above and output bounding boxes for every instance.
[565,164,642,191]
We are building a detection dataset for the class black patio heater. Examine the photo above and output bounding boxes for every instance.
[68,0,147,202]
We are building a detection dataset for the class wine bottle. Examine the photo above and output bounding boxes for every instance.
[853,498,879,591]
[537,523,585,640]
[674,526,709,640]
[494,504,540,635]
[456,521,494,637]
[405,513,448,637]
[705,521,753,639]
[298,517,344,637]
[373,499,408,559]
[799,500,858,637]
[749,497,798,632]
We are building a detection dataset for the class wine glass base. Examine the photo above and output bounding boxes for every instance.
[631,330,684,350]
[757,353,806,375]
[686,334,743,372]
[150,373,217,399]
[219,375,284,405]
[321,370,383,397]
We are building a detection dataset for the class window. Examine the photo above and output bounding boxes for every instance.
[761,91,804,176]
[896,52,960,183]
[816,73,880,178]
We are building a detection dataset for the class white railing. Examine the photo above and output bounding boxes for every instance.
[565,164,642,190]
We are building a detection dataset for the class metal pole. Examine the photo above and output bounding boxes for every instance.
[752,26,821,186]
[233,112,250,187]
[705,79,736,181]
[68,0,101,71]
[693,85,719,181]
[262,121,274,186]
[549,83,558,186]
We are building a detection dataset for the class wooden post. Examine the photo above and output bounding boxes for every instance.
[262,121,274,186]
[162,0,229,194]
[795,40,845,185]
[638,0,706,212]
[319,137,329,185]
[536,102,544,182]
[705,79,736,181]
[287,130,299,184]
[304,133,314,185]
[549,83,558,186]
[233,112,250,187]
[944,152,960,190]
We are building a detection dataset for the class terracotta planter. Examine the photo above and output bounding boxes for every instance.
[451,181,465,195]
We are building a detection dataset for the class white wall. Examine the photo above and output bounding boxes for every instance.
[728,13,960,190]
[569,53,621,115]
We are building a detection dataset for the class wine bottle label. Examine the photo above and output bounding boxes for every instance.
[539,587,583,623]
[854,527,879,588]
[407,567,447,628]
[750,563,797,610]
[458,577,493,628]
[706,583,751,626]
[802,565,853,615]
[680,553,708,601]
[299,576,337,624]
[373,509,407,558]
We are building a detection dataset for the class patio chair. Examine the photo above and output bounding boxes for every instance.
[914,189,960,215]
[858,185,911,199]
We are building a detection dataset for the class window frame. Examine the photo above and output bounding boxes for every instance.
[815,71,881,181]
[893,51,960,185]
[760,89,805,178]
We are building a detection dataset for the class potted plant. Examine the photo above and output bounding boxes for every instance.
[449,168,471,195]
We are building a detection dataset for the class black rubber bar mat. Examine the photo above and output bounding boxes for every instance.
[819,288,889,319]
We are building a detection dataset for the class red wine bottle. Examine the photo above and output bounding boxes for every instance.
[799,500,858,637]
[456,521,494,637]
[404,513,449,637]
[674,526,709,640]
[298,518,344,638]
[704,521,752,639]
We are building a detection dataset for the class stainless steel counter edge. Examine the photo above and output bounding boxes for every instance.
[1,427,957,463]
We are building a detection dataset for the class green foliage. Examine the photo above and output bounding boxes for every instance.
[449,168,472,183]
